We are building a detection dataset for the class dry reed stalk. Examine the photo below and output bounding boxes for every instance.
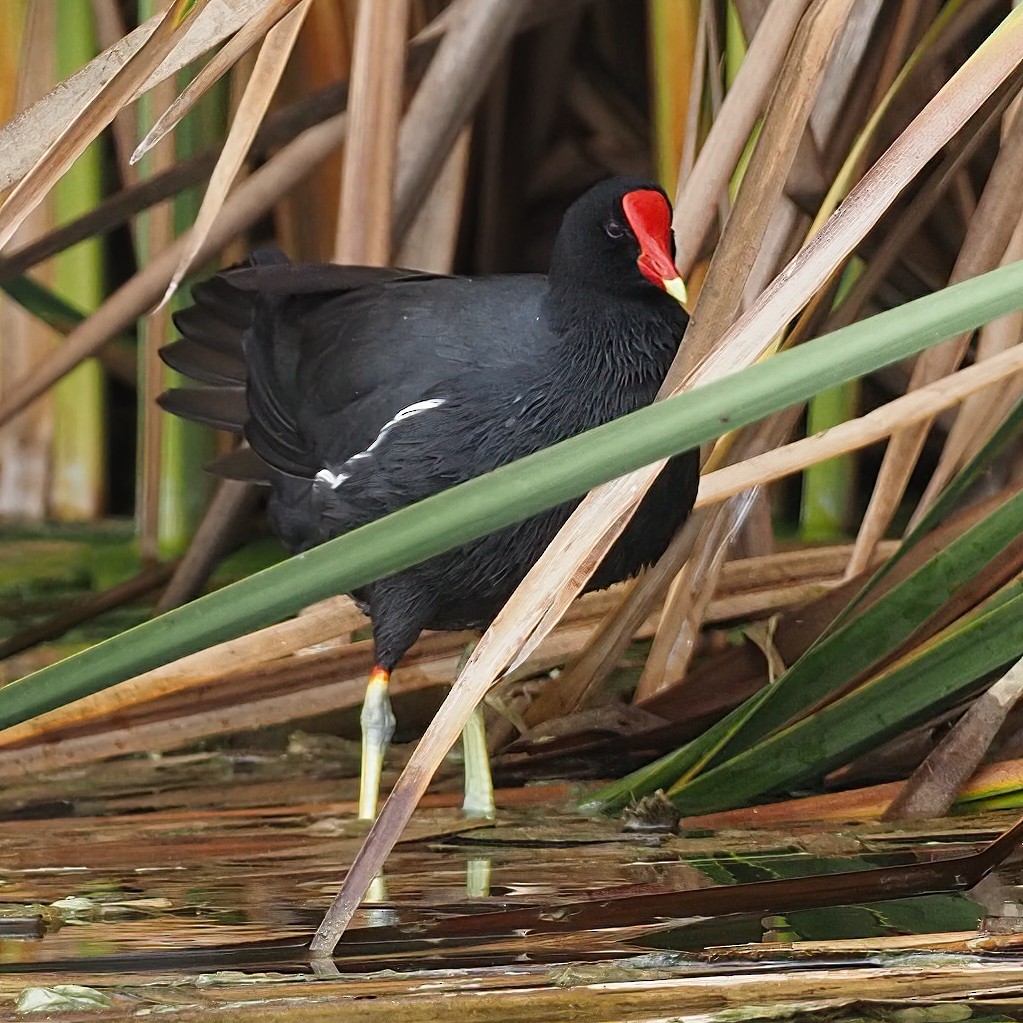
[884,653,1023,821]
[676,0,707,186]
[718,541,900,590]
[695,341,1023,509]
[512,535,898,742]
[0,586,647,754]
[0,0,219,251]
[154,478,261,612]
[913,211,1023,517]
[706,578,848,622]
[672,0,813,276]
[391,0,523,243]
[516,511,707,734]
[0,0,275,190]
[0,0,56,520]
[395,127,471,271]
[819,79,1015,338]
[631,0,856,696]
[2,539,874,771]
[0,560,176,663]
[335,0,409,265]
[633,418,804,703]
[0,109,350,428]
[809,0,885,146]
[634,494,751,701]
[676,0,850,378]
[137,65,177,563]
[847,99,1023,577]
[0,596,366,750]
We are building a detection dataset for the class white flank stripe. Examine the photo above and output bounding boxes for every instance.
[315,398,447,491]
[316,468,349,490]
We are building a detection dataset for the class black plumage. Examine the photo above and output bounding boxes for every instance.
[160,175,697,714]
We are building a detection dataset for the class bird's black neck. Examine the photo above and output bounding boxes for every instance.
[541,283,688,390]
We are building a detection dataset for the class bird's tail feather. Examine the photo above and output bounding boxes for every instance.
[158,248,315,480]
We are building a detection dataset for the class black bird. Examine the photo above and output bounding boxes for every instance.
[159,176,699,820]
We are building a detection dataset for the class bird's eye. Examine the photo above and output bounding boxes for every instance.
[604,220,625,239]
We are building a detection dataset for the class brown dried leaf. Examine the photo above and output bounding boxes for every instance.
[673,0,812,275]
[0,110,349,429]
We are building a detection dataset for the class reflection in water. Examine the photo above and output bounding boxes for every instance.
[466,857,493,899]
[0,749,1019,1019]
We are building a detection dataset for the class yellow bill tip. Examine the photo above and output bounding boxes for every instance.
[663,275,689,309]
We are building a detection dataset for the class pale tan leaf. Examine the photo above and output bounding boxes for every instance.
[0,0,276,191]
[0,0,215,253]
[0,110,348,429]
[160,0,313,306]
[131,0,308,164]
[743,614,786,686]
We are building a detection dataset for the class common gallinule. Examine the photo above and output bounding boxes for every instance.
[159,176,699,821]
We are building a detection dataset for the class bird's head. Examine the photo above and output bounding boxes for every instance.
[549,177,688,309]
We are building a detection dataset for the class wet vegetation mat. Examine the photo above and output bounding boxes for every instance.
[4,749,1023,1021]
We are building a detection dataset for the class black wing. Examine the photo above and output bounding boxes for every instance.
[161,249,549,480]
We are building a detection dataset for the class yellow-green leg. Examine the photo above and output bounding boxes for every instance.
[359,665,396,821]
[461,702,495,817]
[455,640,495,819]
[360,653,494,821]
